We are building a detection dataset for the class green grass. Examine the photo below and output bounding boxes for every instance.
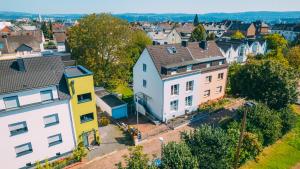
[241,105,300,169]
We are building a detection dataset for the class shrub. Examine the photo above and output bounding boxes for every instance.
[99,116,110,126]
[279,106,297,134]
[72,142,87,161]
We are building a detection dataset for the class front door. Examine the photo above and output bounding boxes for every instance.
[83,133,89,147]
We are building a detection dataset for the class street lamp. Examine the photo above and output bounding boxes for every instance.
[159,137,164,158]
[234,101,255,169]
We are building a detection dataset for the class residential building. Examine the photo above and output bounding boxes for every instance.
[175,23,195,41]
[271,24,300,41]
[133,41,228,122]
[147,29,181,45]
[253,21,270,35]
[0,56,99,168]
[203,22,227,38]
[64,66,99,147]
[216,38,267,64]
[0,57,75,169]
[225,21,256,38]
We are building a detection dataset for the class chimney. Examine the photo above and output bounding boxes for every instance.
[181,40,188,47]
[17,58,26,72]
[199,40,208,50]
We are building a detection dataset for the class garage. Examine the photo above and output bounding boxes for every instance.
[95,88,128,119]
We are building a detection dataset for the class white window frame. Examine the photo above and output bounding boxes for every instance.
[3,96,20,109]
[205,76,212,83]
[186,81,194,91]
[143,63,147,72]
[204,90,210,97]
[170,100,178,111]
[185,96,193,107]
[218,73,224,80]
[171,84,179,95]
[40,90,53,102]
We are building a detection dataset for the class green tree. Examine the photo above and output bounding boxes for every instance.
[237,103,282,146]
[227,63,242,94]
[161,142,199,169]
[231,60,298,109]
[193,14,200,26]
[231,31,245,40]
[286,46,300,71]
[190,25,207,42]
[68,13,134,89]
[117,146,157,169]
[207,32,216,40]
[264,33,288,51]
[279,106,297,135]
[72,142,87,161]
[239,132,262,165]
[41,22,50,39]
[182,125,233,169]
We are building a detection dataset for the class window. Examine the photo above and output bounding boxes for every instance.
[206,63,211,68]
[219,60,224,65]
[186,81,194,91]
[3,96,19,109]
[48,134,62,147]
[239,46,245,56]
[185,96,193,106]
[170,100,178,111]
[171,84,179,95]
[143,79,147,88]
[0,42,3,49]
[170,67,178,75]
[15,143,32,157]
[143,64,147,72]
[204,90,210,97]
[186,65,192,71]
[205,76,212,83]
[43,114,59,127]
[218,73,224,80]
[9,121,28,136]
[217,86,222,93]
[80,113,94,123]
[40,90,53,102]
[77,93,92,103]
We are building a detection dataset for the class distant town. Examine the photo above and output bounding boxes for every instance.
[0,10,300,169]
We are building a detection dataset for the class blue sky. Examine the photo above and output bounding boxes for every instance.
[2,0,300,14]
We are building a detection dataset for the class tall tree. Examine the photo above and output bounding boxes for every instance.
[41,22,50,39]
[230,60,298,109]
[264,33,288,51]
[68,14,134,89]
[161,142,199,169]
[286,46,300,71]
[193,14,200,26]
[190,25,207,42]
[182,125,233,169]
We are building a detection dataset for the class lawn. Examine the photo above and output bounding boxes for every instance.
[240,105,300,169]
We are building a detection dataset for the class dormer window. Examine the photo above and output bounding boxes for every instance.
[170,67,178,75]
[206,63,211,68]
[167,46,177,54]
[186,65,192,71]
[219,60,224,65]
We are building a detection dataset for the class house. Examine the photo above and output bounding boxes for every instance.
[253,21,270,35]
[0,30,44,59]
[0,57,99,168]
[203,22,227,38]
[95,88,128,119]
[225,21,256,38]
[133,41,228,122]
[175,23,195,41]
[53,32,67,52]
[216,38,267,64]
[271,24,300,41]
[147,29,181,45]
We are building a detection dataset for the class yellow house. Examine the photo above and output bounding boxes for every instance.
[64,65,99,147]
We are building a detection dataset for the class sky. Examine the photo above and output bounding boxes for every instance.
[1,0,300,14]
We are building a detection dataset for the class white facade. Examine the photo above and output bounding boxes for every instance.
[147,29,182,45]
[219,41,267,64]
[0,87,75,169]
[133,49,227,122]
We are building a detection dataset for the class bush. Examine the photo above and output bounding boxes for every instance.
[237,103,282,146]
[161,142,199,169]
[72,142,87,161]
[199,98,231,113]
[182,125,234,169]
[239,132,262,165]
[279,106,297,134]
[99,116,110,126]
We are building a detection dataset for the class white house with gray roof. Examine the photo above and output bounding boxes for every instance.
[133,41,228,122]
[0,57,76,169]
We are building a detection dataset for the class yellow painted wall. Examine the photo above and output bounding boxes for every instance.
[66,74,99,143]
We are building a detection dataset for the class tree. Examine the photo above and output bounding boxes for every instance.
[161,142,199,169]
[207,32,216,40]
[117,146,157,169]
[68,14,134,89]
[41,22,50,39]
[182,125,233,169]
[227,63,242,94]
[193,14,200,26]
[239,132,262,165]
[286,46,300,71]
[264,33,288,51]
[230,60,298,109]
[237,103,282,146]
[279,106,297,135]
[190,25,207,42]
[231,31,245,40]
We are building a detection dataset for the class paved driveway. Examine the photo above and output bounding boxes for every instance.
[87,124,132,160]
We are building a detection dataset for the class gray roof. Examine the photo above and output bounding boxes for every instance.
[0,56,69,100]
[216,38,266,52]
[95,89,126,108]
[146,41,225,79]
